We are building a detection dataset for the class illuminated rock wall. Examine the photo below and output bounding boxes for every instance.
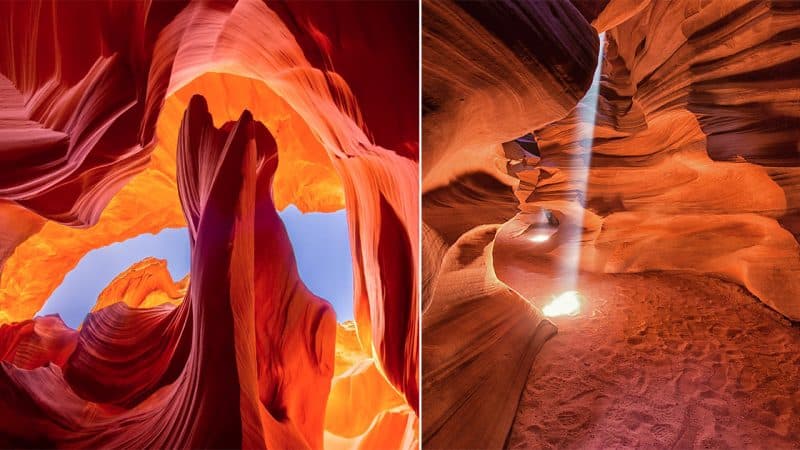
[0,0,418,448]
[512,0,800,320]
[422,0,800,447]
[421,1,597,447]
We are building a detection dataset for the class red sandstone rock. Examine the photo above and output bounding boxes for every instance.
[512,0,800,320]
[325,321,417,449]
[92,257,187,312]
[423,1,800,447]
[0,0,186,226]
[421,1,596,447]
[422,225,556,449]
[0,95,334,448]
[0,315,77,370]
[0,1,418,447]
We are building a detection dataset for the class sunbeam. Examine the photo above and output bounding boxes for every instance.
[557,32,606,296]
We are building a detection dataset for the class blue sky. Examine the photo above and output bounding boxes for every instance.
[37,206,353,328]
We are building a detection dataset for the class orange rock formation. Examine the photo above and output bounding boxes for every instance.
[513,0,800,321]
[422,1,597,447]
[0,0,418,448]
[92,257,188,312]
[325,321,418,450]
[424,0,800,447]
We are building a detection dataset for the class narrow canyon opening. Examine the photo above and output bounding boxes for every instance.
[493,25,800,449]
[0,2,418,448]
[422,1,800,448]
[35,205,354,328]
[280,206,354,321]
[36,228,191,328]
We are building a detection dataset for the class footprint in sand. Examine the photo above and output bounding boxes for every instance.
[626,335,644,346]
[737,367,758,391]
[623,410,655,431]
[674,368,701,396]
[726,328,742,339]
[706,363,727,390]
[555,408,590,431]
[700,436,726,449]
[651,423,676,445]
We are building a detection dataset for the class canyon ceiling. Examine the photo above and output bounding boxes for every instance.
[0,1,418,449]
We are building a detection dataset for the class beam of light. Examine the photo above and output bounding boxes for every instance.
[542,290,582,317]
[557,32,606,296]
[529,234,551,243]
[523,208,558,243]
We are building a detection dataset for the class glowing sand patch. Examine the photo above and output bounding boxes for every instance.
[529,234,551,243]
[543,291,582,317]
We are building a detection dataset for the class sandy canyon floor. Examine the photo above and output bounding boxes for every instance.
[500,268,800,449]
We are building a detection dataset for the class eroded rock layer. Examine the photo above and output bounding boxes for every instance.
[92,257,187,312]
[0,0,418,448]
[422,225,556,449]
[423,0,800,447]
[0,95,332,448]
[326,321,418,450]
[421,1,597,447]
[509,0,800,320]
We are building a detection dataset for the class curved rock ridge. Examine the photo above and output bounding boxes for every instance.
[421,1,598,447]
[157,1,421,405]
[163,72,346,214]
[0,315,77,370]
[0,168,184,325]
[422,0,598,192]
[0,0,186,226]
[422,225,556,449]
[0,0,188,323]
[267,0,419,159]
[506,0,800,319]
[0,1,419,441]
[0,96,336,448]
[325,321,418,450]
[92,257,188,312]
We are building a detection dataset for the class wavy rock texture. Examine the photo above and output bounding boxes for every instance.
[0,163,184,324]
[509,0,800,320]
[422,225,556,449]
[424,0,800,447]
[164,0,419,415]
[424,0,800,448]
[0,95,332,448]
[0,0,418,448]
[0,2,187,322]
[421,1,598,447]
[0,0,184,225]
[325,321,418,450]
[92,257,188,312]
[162,72,346,214]
[422,0,598,191]
[0,315,77,370]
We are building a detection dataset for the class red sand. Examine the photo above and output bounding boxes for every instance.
[503,270,800,448]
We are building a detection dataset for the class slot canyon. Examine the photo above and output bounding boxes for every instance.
[0,1,418,449]
[422,1,800,448]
